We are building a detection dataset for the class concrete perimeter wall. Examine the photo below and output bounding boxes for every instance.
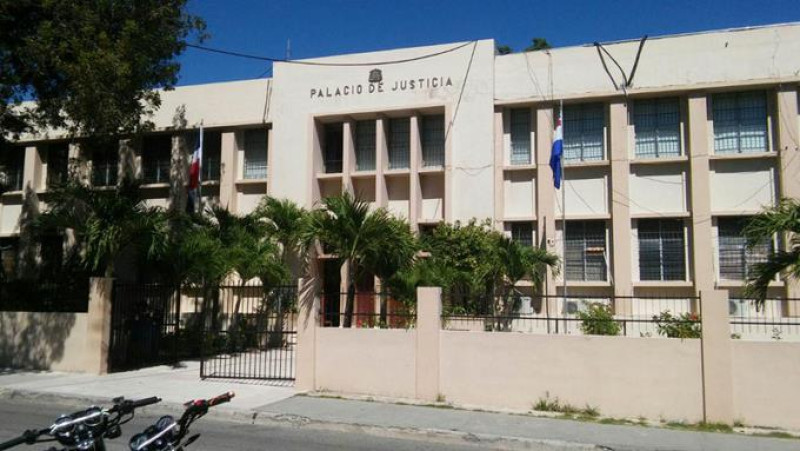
[0,278,112,374]
[440,332,703,421]
[298,285,800,429]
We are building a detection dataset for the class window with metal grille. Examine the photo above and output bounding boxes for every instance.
[0,148,24,191]
[718,217,773,280]
[563,103,605,162]
[565,220,607,281]
[243,129,268,179]
[713,91,768,154]
[388,118,410,169]
[92,146,118,187]
[355,120,376,171]
[47,143,69,188]
[638,219,686,281]
[323,123,343,174]
[633,98,681,158]
[510,108,531,165]
[142,135,172,184]
[510,222,534,247]
[421,114,445,167]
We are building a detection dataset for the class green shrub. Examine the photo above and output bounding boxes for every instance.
[653,310,701,339]
[577,303,621,336]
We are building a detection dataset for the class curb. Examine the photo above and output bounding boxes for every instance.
[0,388,603,450]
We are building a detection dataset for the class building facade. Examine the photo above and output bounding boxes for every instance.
[4,23,800,303]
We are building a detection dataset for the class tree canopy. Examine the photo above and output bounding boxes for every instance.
[0,0,206,145]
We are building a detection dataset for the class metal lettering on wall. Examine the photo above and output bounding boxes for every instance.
[310,76,454,99]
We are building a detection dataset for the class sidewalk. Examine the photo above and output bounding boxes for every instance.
[1,364,798,451]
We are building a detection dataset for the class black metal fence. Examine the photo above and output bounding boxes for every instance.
[729,298,800,341]
[442,293,701,339]
[200,284,298,381]
[0,277,89,312]
[109,283,180,371]
[319,292,416,329]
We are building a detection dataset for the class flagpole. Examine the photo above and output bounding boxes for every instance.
[198,121,204,213]
[560,101,567,305]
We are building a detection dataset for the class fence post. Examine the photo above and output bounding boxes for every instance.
[85,277,113,375]
[415,286,441,401]
[295,277,319,391]
[699,289,734,424]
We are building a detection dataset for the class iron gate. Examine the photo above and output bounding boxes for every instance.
[200,284,297,381]
[109,283,180,372]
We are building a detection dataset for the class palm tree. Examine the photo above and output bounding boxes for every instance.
[494,236,559,330]
[37,178,168,278]
[364,216,417,326]
[309,193,397,328]
[256,196,313,274]
[744,198,800,302]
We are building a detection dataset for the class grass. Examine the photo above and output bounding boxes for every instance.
[532,395,599,418]
[665,421,733,433]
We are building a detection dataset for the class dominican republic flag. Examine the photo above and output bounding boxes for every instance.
[549,108,563,189]
[187,125,203,213]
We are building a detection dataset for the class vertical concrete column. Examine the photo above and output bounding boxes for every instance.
[776,87,800,301]
[609,102,634,313]
[120,138,139,182]
[375,118,388,209]
[699,289,734,424]
[409,114,422,231]
[23,146,42,192]
[86,277,113,375]
[295,277,320,391]
[169,134,188,213]
[415,286,441,401]
[266,127,275,196]
[687,95,715,294]
[536,106,557,296]
[342,121,355,194]
[443,104,453,223]
[493,108,504,232]
[68,142,88,184]
[219,132,237,211]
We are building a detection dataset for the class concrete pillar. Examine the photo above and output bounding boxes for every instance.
[169,134,188,213]
[535,106,557,296]
[688,95,715,294]
[776,87,800,300]
[493,108,504,232]
[375,118,388,209]
[86,277,113,375]
[295,277,319,391]
[23,146,42,192]
[699,289,734,424]
[219,132,237,210]
[342,121,354,194]
[409,114,421,231]
[68,142,88,184]
[415,286,441,401]
[609,101,633,313]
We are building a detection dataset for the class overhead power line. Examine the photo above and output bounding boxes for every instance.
[185,41,474,67]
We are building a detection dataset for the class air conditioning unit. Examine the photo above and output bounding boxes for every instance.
[729,299,757,317]
[518,296,533,315]
[563,299,594,315]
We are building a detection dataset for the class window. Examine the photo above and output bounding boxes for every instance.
[0,148,25,191]
[323,123,343,174]
[92,145,118,187]
[142,135,171,184]
[47,143,69,188]
[355,120,376,171]
[633,98,681,158]
[421,114,445,167]
[565,220,607,281]
[638,219,686,281]
[388,118,410,169]
[563,103,605,162]
[0,237,18,279]
[509,108,531,165]
[40,234,64,278]
[713,91,768,154]
[243,129,268,179]
[203,131,222,181]
[510,222,534,247]
[718,217,773,280]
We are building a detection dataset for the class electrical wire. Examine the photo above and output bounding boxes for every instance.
[185,41,474,67]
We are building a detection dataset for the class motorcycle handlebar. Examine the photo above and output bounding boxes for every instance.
[208,392,235,407]
[130,397,162,409]
[0,429,44,451]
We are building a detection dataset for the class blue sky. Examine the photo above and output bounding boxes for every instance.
[178,0,800,86]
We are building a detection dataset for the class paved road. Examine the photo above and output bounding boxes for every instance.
[0,398,490,451]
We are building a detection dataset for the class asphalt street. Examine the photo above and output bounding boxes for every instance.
[0,398,489,451]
